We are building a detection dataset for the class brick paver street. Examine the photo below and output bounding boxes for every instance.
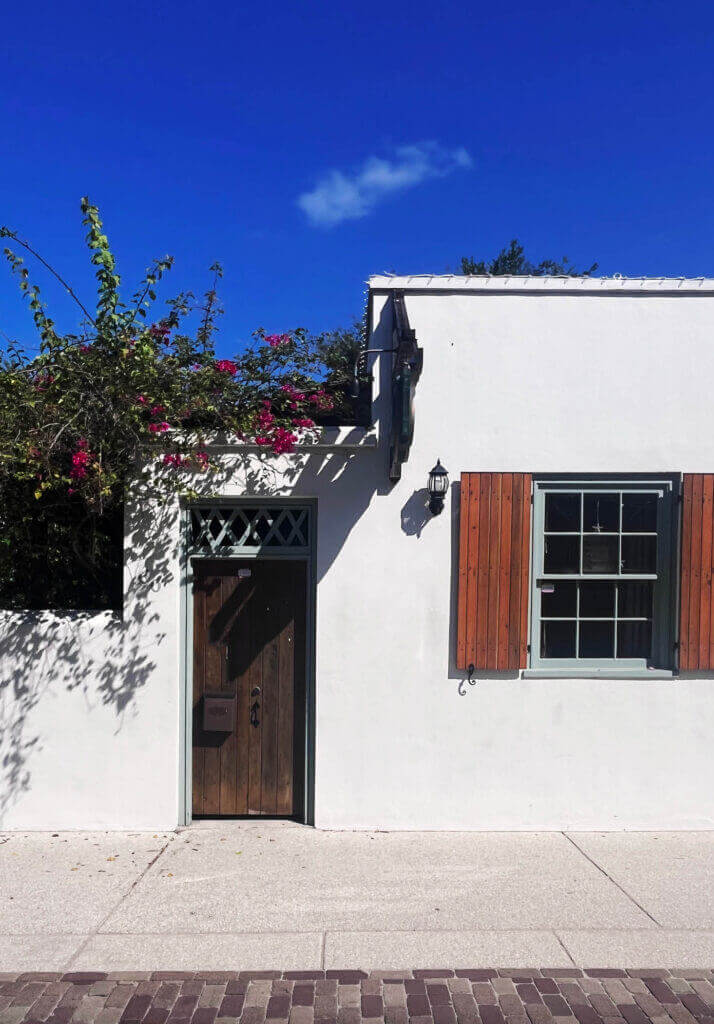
[1,970,714,1024]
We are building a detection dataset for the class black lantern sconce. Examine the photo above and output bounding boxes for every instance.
[427,459,449,515]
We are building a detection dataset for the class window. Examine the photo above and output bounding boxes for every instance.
[530,478,677,672]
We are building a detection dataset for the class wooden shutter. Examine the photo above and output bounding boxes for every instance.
[457,473,532,671]
[679,474,714,670]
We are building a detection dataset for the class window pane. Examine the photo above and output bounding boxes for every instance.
[579,581,615,617]
[584,493,619,533]
[541,581,577,617]
[617,621,652,659]
[579,620,615,658]
[544,535,580,573]
[541,620,576,658]
[622,493,657,532]
[618,581,653,618]
[545,493,580,532]
[621,535,656,574]
[582,535,619,574]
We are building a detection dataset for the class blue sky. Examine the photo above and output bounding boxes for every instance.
[1,0,713,354]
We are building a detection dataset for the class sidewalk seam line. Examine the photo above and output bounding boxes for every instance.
[552,930,578,967]
[561,832,662,927]
[321,931,327,970]
[64,836,174,968]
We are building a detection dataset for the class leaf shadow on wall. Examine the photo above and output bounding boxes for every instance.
[0,498,175,824]
[0,297,397,819]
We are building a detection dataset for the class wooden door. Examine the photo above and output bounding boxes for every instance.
[192,558,307,817]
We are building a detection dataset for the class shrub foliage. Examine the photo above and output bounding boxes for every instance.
[0,199,361,609]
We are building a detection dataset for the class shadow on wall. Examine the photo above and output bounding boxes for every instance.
[0,446,386,824]
[199,293,396,588]
[210,439,390,586]
[0,498,177,824]
[0,298,399,822]
[400,488,432,538]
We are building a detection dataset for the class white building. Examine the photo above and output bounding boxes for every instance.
[2,275,714,831]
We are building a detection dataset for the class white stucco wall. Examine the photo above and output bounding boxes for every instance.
[2,277,714,830]
[0,500,184,829]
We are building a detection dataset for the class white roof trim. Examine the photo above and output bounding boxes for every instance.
[368,274,714,294]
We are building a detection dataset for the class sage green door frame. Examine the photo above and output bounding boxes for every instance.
[179,499,317,826]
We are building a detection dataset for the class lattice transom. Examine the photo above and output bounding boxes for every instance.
[189,506,310,552]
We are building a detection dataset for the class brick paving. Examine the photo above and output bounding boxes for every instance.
[1,971,713,1024]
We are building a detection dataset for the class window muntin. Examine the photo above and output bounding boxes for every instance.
[531,479,676,671]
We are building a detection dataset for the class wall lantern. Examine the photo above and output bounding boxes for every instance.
[427,459,449,515]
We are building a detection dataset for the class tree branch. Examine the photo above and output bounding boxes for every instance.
[0,229,97,326]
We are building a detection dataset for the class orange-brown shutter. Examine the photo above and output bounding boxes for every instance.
[679,474,714,670]
[457,473,532,671]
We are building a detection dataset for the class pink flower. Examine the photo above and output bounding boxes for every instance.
[194,451,209,468]
[271,427,298,455]
[79,344,92,353]
[191,363,202,371]
[308,389,334,411]
[70,439,94,481]
[149,323,171,340]
[265,333,291,348]
[150,404,165,416]
[149,421,170,434]
[34,372,55,391]
[292,417,315,428]
[254,436,272,446]
[215,359,238,375]
[136,395,147,405]
[162,453,185,468]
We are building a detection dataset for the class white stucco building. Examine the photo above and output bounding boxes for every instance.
[2,275,714,831]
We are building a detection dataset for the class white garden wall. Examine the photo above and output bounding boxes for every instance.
[2,277,714,830]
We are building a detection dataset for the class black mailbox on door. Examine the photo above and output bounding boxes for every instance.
[203,692,236,731]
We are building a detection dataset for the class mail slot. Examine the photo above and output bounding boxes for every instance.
[203,692,236,731]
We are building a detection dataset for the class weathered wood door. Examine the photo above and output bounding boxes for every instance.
[192,558,307,817]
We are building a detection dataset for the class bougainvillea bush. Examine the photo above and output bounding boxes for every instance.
[0,199,363,609]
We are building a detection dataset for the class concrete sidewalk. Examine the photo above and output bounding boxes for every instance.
[1,824,713,971]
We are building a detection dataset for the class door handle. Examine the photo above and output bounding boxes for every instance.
[250,700,260,728]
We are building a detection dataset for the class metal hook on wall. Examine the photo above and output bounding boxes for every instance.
[458,663,477,696]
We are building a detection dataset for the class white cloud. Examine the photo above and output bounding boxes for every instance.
[297,142,473,228]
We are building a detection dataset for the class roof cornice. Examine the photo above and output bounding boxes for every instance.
[368,274,714,294]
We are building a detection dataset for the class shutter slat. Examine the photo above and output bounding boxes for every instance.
[497,473,513,670]
[698,475,713,669]
[476,474,491,669]
[457,472,532,671]
[456,475,471,670]
[519,474,533,669]
[486,475,501,669]
[680,476,692,669]
[688,474,703,670]
[466,478,480,671]
[679,473,714,671]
